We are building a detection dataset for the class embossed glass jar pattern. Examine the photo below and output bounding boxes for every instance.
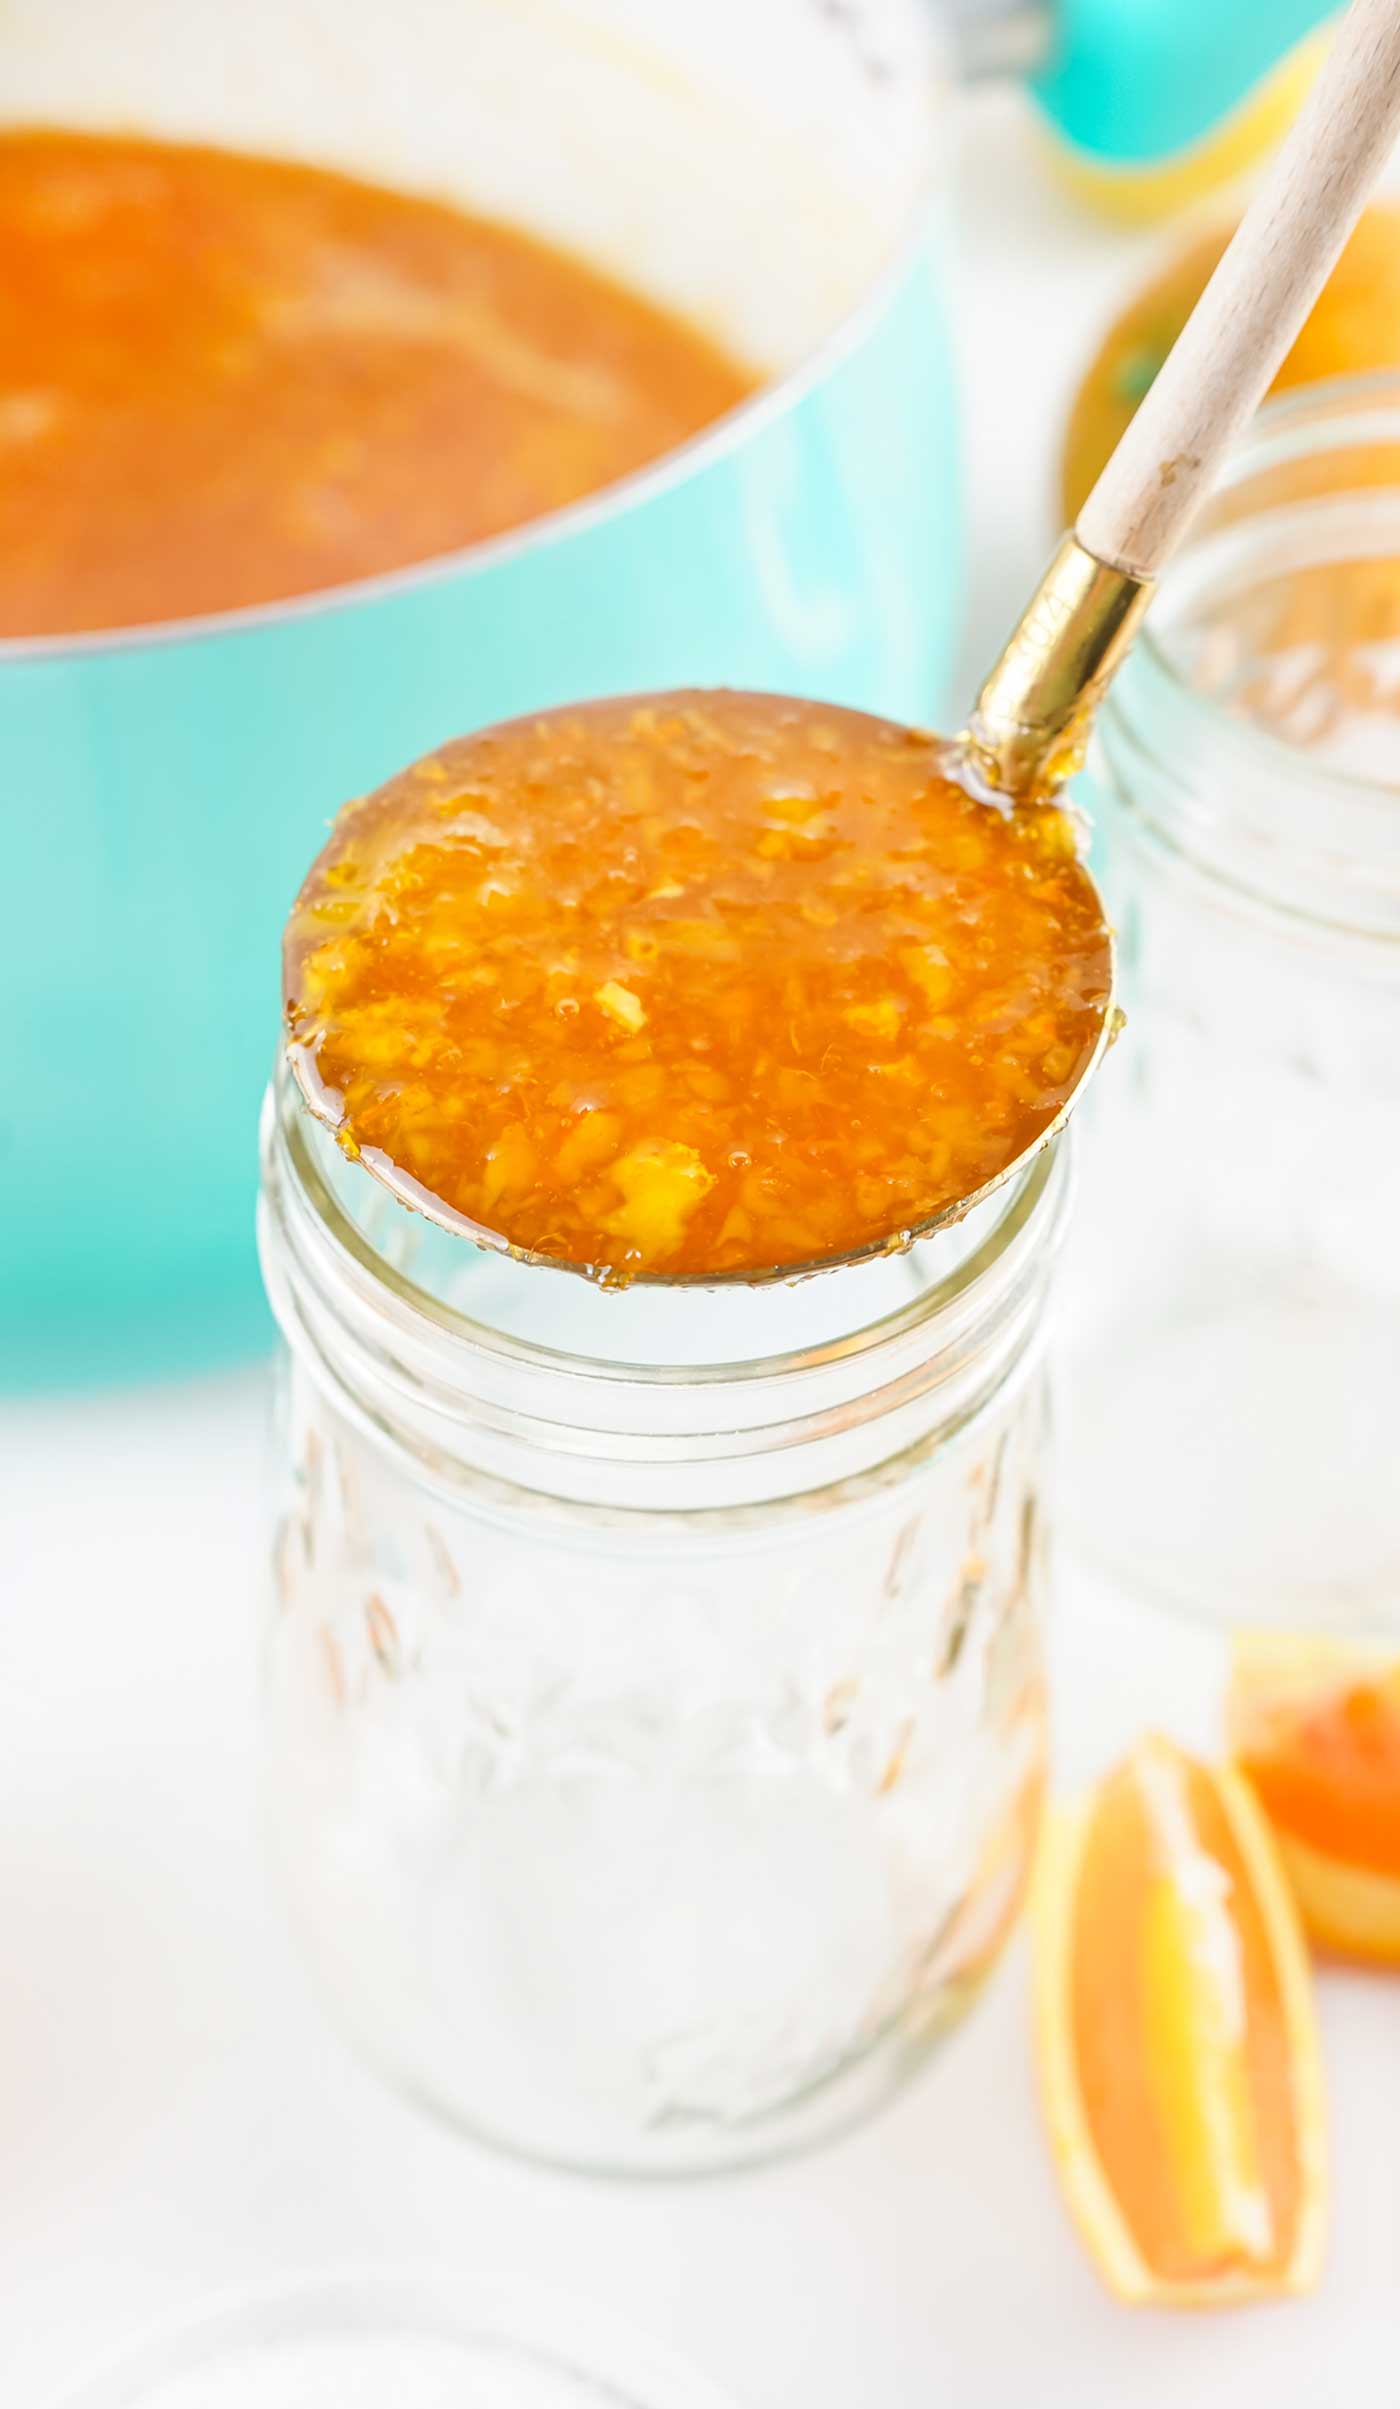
[258,1064,1065,2173]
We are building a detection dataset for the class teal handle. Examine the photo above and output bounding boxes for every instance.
[1033,0,1337,163]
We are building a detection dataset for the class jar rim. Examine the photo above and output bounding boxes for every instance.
[1102,370,1400,942]
[1131,369,1400,818]
[263,1070,1066,1520]
[271,1056,1066,1395]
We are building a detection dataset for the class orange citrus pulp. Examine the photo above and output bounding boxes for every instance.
[1034,1734,1325,2305]
[1229,1631,1400,1967]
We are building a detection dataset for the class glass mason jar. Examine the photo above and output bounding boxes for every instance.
[1058,375,1400,1630]
[257,1063,1067,2174]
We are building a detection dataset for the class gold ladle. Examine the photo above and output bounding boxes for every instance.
[288,0,1400,1286]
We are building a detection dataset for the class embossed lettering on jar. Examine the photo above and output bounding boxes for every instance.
[258,1064,1067,2172]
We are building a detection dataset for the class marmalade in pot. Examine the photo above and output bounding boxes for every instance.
[0,129,751,635]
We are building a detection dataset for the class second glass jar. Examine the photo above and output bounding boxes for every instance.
[1058,375,1400,1630]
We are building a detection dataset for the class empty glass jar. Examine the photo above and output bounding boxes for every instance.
[258,1062,1066,2172]
[1058,376,1400,1630]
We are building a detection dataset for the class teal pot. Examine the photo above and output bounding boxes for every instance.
[1,0,958,1388]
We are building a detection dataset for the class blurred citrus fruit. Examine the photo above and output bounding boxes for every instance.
[1229,1632,1400,1966]
[1034,1734,1325,2305]
[1062,203,1400,519]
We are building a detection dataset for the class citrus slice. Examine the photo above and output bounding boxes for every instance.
[1228,1631,1400,1967]
[1060,202,1400,519]
[1034,1735,1325,2305]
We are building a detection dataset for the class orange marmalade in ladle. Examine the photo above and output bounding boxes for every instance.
[283,692,1112,1283]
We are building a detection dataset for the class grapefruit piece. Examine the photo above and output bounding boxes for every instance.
[1034,1734,1325,2305]
[1229,1631,1400,1967]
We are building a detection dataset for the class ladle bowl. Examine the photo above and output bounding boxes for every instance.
[284,694,1118,1290]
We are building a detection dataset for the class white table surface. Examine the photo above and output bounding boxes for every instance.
[6,86,1397,2409]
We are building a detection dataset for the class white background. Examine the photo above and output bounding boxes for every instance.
[5,86,1397,2409]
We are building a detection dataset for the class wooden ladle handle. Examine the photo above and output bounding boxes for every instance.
[1078,0,1400,581]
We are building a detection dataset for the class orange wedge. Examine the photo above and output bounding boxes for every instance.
[1229,1631,1400,1967]
[1060,203,1400,519]
[1034,1735,1325,2306]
